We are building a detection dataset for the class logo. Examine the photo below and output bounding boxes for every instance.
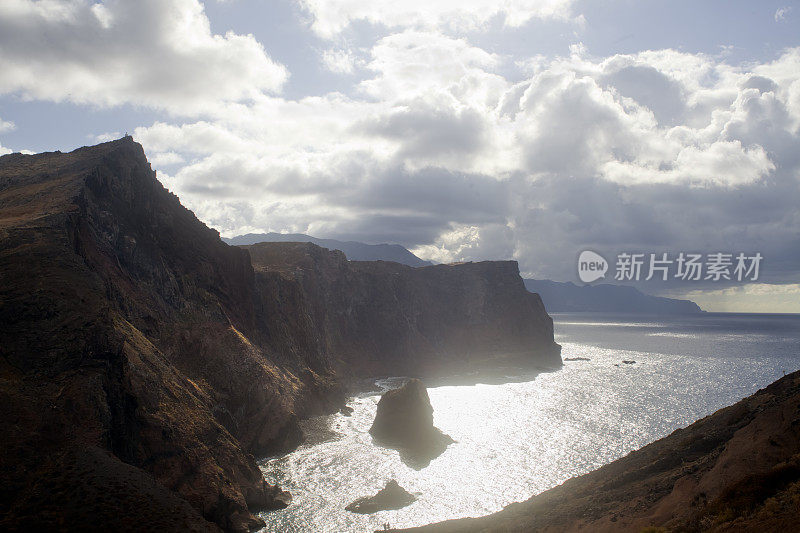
[613,252,762,282]
[578,250,608,283]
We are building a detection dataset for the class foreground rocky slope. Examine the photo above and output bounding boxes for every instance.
[398,370,800,532]
[0,138,559,531]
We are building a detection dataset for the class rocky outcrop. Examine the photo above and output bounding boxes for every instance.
[246,243,562,379]
[345,480,417,514]
[0,138,341,532]
[0,137,559,531]
[370,379,454,468]
[395,370,800,532]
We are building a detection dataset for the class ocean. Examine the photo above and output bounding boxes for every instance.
[258,312,800,532]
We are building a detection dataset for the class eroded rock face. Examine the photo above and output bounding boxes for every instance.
[345,480,417,514]
[370,379,454,469]
[0,138,340,532]
[0,137,560,531]
[245,243,563,379]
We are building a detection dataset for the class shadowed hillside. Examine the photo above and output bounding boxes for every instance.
[0,138,559,531]
[247,242,561,378]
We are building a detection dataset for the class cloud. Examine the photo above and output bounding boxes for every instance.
[1,1,794,305]
[321,48,359,74]
[0,117,15,134]
[125,38,800,288]
[298,0,576,38]
[775,7,792,22]
[0,0,287,115]
[0,115,17,154]
[148,151,185,167]
[360,31,504,101]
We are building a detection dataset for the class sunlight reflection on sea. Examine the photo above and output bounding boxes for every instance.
[259,313,800,533]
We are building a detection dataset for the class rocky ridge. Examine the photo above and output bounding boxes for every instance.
[0,137,336,532]
[0,138,560,531]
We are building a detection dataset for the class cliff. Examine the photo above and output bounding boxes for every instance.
[224,232,432,267]
[396,370,800,532]
[524,279,703,314]
[0,138,559,531]
[246,242,561,378]
[0,138,342,531]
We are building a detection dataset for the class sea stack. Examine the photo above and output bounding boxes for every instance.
[369,379,454,468]
[345,480,416,514]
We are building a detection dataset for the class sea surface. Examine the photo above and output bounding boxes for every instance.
[258,313,800,532]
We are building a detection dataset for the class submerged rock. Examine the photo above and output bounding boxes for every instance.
[345,480,416,514]
[564,357,590,362]
[369,379,454,469]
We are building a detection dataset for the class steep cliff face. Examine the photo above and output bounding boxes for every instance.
[0,138,341,532]
[246,242,561,378]
[0,138,560,531]
[398,370,800,533]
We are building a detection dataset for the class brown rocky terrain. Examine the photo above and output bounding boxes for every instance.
[395,369,800,532]
[0,137,334,532]
[0,137,559,531]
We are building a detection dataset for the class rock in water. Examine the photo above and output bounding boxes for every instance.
[369,379,454,468]
[345,480,416,514]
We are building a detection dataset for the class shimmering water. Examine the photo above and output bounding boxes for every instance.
[259,313,800,532]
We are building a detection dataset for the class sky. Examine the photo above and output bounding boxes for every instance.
[0,0,799,312]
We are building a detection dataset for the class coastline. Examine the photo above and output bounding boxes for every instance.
[393,369,800,532]
[257,313,800,532]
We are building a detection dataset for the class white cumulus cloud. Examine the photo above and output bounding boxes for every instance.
[0,0,287,115]
[298,0,576,38]
[82,30,800,286]
[321,48,359,74]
